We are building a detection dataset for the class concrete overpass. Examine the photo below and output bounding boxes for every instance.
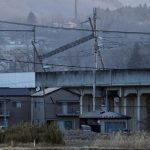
[36,69,150,87]
[36,69,150,131]
[1,69,150,88]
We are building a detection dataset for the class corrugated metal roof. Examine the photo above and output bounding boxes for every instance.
[0,88,31,96]
[32,87,61,97]
[80,111,131,119]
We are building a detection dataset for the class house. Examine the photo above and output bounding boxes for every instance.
[31,88,80,131]
[0,88,31,128]
[80,110,131,133]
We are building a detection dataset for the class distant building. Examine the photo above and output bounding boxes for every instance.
[31,88,80,131]
[0,88,31,128]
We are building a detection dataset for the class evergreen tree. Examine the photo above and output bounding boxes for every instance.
[27,11,37,24]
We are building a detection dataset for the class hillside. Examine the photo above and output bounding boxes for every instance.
[0,5,150,72]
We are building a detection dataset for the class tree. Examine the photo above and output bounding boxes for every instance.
[27,11,37,24]
[127,42,143,68]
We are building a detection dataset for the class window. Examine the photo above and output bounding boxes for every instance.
[34,102,37,108]
[16,102,21,108]
[105,122,126,133]
[12,101,21,108]
[62,102,68,114]
[64,121,73,130]
[0,103,2,108]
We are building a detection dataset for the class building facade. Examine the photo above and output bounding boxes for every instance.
[79,86,150,132]
[0,88,31,128]
[31,88,80,131]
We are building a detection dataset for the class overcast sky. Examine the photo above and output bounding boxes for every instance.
[0,0,149,21]
[121,0,150,6]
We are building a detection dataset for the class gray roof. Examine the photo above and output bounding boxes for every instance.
[0,88,31,96]
[32,87,61,97]
[80,111,131,119]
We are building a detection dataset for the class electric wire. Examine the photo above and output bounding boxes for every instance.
[1,20,150,35]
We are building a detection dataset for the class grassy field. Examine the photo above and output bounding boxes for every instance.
[1,130,150,149]
[65,130,150,149]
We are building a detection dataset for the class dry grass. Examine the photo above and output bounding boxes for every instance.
[65,130,150,149]
[93,132,150,149]
[1,130,150,149]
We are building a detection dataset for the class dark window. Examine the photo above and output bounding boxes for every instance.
[64,121,73,130]
[105,122,126,133]
[34,102,37,108]
[0,103,2,108]
[12,101,21,108]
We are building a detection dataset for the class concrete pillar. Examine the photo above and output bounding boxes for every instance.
[4,101,8,128]
[105,89,108,111]
[137,90,141,130]
[31,97,34,124]
[80,90,83,114]
[93,86,96,111]
[124,98,127,116]
[92,70,96,111]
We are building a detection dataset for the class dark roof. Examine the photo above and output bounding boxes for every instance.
[80,111,131,119]
[0,88,31,96]
[32,88,80,97]
[32,87,60,97]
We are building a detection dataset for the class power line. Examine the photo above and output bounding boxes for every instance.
[0,20,91,32]
[0,30,33,32]
[0,57,103,70]
[1,20,150,35]
[1,57,150,71]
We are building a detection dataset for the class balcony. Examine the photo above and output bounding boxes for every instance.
[0,110,10,117]
[57,111,80,117]
[57,104,80,117]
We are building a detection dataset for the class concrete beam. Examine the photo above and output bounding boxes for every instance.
[36,69,150,87]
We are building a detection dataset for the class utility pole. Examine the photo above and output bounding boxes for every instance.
[92,8,97,111]
[75,0,78,21]
[93,8,105,112]
[92,8,105,111]
[33,26,36,72]
[32,42,47,124]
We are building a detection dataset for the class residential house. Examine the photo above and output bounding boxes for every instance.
[80,111,131,133]
[31,88,80,131]
[0,88,31,128]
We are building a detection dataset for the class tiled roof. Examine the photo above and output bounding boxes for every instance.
[80,111,131,119]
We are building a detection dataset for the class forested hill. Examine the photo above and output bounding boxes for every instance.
[96,4,150,32]
[1,5,150,72]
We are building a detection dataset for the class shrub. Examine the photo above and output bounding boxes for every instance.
[42,123,64,144]
[0,122,64,145]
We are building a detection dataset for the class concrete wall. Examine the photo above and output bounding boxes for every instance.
[36,70,150,87]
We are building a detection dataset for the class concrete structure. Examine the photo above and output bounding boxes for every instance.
[36,69,150,87]
[1,69,150,131]
[35,69,150,131]
[31,88,80,131]
[0,88,31,128]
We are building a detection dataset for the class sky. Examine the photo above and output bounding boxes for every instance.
[0,0,149,22]
[121,0,150,6]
